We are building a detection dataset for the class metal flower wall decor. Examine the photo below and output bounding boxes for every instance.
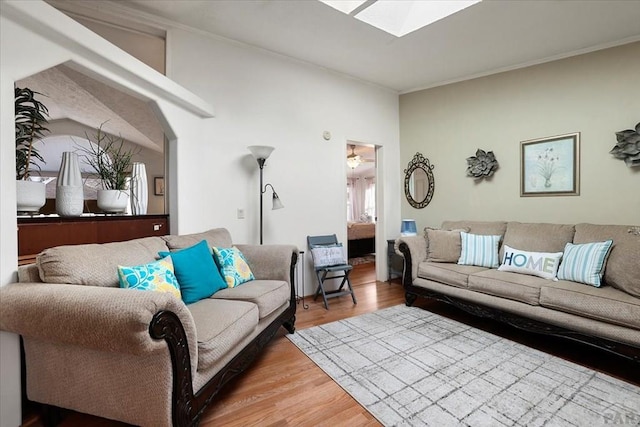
[466,149,499,180]
[610,122,640,168]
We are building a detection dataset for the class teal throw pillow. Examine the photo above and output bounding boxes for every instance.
[159,240,227,304]
[212,246,255,288]
[458,232,501,268]
[118,256,181,299]
[557,240,613,287]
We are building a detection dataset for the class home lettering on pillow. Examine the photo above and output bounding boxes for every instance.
[498,245,563,280]
[503,251,557,274]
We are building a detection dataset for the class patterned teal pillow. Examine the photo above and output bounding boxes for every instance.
[458,232,502,268]
[118,256,181,299]
[212,246,255,288]
[557,240,613,287]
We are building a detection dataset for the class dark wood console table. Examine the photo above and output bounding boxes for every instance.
[17,214,169,265]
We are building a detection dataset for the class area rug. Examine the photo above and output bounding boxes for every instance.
[287,305,639,426]
[349,254,376,265]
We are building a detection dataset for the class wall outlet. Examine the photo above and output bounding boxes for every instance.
[237,208,245,219]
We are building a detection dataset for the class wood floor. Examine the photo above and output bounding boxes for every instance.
[24,261,639,427]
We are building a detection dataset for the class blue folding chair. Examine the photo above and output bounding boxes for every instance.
[307,234,357,309]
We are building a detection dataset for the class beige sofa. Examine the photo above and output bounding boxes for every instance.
[0,228,298,427]
[396,221,640,362]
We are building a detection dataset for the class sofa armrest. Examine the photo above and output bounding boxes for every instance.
[236,244,298,284]
[0,282,198,362]
[395,235,427,283]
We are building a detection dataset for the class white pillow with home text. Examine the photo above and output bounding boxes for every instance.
[498,245,563,280]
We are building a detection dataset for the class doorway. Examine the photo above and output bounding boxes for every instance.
[346,143,377,273]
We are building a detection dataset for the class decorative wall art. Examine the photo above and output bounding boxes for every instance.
[610,122,640,168]
[154,176,165,196]
[520,133,580,197]
[465,149,498,180]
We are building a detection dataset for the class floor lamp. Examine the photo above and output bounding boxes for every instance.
[248,145,284,244]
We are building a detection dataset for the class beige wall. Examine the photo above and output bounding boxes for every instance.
[73,16,166,74]
[400,42,640,230]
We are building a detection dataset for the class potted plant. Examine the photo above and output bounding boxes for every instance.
[15,87,50,213]
[78,123,138,213]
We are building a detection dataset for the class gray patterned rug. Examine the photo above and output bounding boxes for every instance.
[287,305,640,426]
[349,255,376,265]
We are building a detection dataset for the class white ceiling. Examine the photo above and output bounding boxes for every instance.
[35,0,640,156]
[111,0,640,93]
[17,64,164,151]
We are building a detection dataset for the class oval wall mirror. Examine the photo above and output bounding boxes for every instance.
[404,152,435,209]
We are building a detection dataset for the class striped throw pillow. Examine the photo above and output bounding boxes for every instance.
[557,240,613,287]
[458,232,502,268]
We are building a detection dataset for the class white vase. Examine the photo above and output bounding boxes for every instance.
[97,189,129,213]
[130,162,148,215]
[56,152,84,217]
[16,180,46,213]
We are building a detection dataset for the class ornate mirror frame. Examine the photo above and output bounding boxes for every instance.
[404,152,435,209]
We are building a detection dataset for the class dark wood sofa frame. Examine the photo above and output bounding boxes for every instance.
[398,243,640,364]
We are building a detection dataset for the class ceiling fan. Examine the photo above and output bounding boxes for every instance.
[347,145,374,169]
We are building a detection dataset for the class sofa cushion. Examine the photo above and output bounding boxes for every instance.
[468,269,547,305]
[540,281,640,330]
[187,298,258,371]
[458,232,501,268]
[573,224,640,297]
[556,240,613,287]
[159,240,227,304]
[117,256,181,299]
[441,220,507,237]
[503,222,575,253]
[211,280,290,319]
[162,228,233,251]
[417,262,488,288]
[425,228,468,262]
[37,237,169,287]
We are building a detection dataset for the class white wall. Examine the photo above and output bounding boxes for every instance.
[400,42,640,230]
[165,28,401,286]
[0,2,213,425]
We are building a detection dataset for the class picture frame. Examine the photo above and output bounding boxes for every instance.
[154,177,165,196]
[520,132,580,197]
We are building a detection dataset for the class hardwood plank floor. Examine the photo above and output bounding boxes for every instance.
[24,260,639,426]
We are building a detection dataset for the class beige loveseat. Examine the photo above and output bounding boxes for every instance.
[0,228,298,427]
[396,221,640,362]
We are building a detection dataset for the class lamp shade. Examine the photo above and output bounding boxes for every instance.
[248,145,275,161]
[401,219,417,236]
[272,192,284,210]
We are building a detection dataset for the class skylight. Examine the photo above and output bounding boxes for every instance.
[320,0,481,37]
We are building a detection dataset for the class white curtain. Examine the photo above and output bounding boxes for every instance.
[347,177,374,222]
[364,178,375,220]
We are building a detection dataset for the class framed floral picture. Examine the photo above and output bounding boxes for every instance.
[520,132,580,197]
